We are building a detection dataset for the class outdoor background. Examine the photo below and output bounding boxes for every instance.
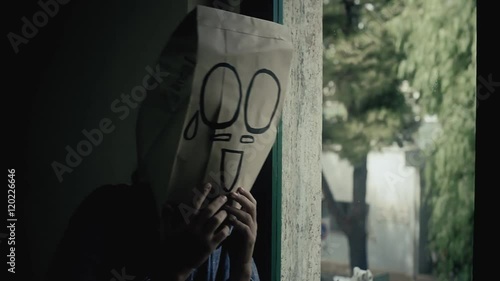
[320,0,476,280]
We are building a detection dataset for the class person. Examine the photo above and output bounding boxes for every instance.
[46,67,260,280]
[45,177,260,281]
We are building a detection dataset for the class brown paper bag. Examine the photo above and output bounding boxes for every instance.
[136,5,293,213]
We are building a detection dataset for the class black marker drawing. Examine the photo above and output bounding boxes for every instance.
[220,149,244,192]
[182,62,281,192]
[244,69,281,134]
[183,110,199,140]
[212,133,232,142]
[200,62,242,130]
[240,135,255,144]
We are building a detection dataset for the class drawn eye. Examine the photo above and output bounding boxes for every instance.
[200,62,242,130]
[244,69,280,134]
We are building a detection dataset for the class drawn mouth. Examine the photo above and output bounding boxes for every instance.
[220,149,244,192]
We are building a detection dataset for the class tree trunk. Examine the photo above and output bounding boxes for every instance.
[349,155,368,270]
[321,172,347,231]
[322,154,369,271]
[347,226,368,270]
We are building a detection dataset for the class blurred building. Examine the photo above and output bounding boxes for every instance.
[321,118,440,280]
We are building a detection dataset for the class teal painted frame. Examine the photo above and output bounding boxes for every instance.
[271,1,283,281]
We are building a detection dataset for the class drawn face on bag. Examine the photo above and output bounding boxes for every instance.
[183,62,281,193]
[135,6,293,209]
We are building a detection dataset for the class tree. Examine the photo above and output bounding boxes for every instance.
[388,1,476,280]
[322,0,417,270]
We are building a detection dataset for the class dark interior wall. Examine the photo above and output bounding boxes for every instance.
[241,0,273,20]
[252,155,274,281]
[6,0,276,280]
[9,0,188,279]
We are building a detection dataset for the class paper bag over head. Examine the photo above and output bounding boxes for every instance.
[136,5,294,213]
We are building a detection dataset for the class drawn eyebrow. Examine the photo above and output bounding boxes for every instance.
[211,133,232,142]
[240,135,255,143]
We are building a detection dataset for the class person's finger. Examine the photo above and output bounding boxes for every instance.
[193,183,212,211]
[204,210,228,234]
[223,204,253,225]
[234,187,257,205]
[227,215,251,234]
[213,224,231,245]
[196,195,228,224]
[229,190,256,221]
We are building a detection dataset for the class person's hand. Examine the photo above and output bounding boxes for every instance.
[159,183,231,281]
[223,187,258,281]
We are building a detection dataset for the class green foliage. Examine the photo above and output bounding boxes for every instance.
[388,1,476,280]
[323,0,476,279]
[323,0,418,166]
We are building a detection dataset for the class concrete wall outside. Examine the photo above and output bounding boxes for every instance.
[281,0,323,280]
